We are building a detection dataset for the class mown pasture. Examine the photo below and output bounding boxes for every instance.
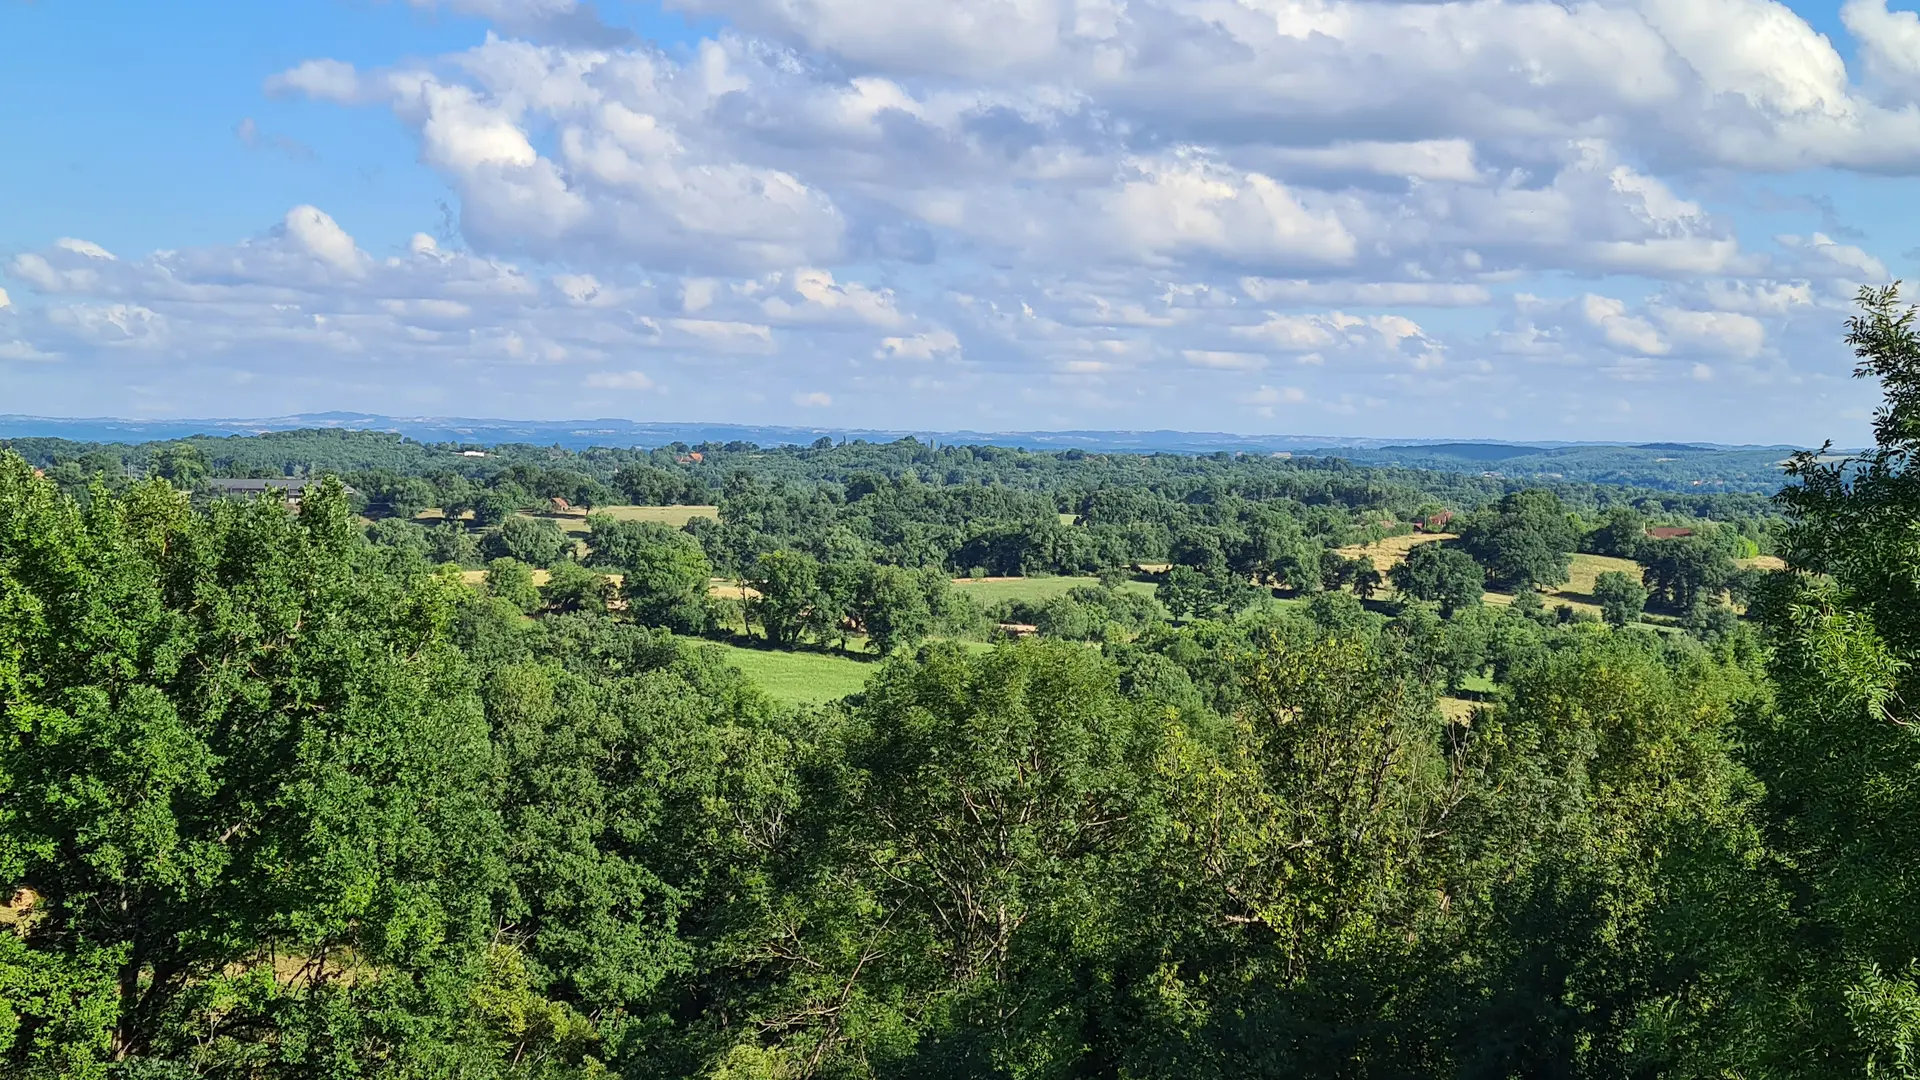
[703,641,877,705]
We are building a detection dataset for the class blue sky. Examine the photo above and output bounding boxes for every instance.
[5,0,1920,443]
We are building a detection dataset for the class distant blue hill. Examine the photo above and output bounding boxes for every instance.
[0,412,1826,494]
[1374,442,1549,462]
[0,412,1801,455]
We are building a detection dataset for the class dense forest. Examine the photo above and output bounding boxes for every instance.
[4,289,1920,1077]
[0,416,1801,495]
[3,415,1779,589]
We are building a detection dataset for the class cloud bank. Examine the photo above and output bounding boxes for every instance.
[4,0,1911,440]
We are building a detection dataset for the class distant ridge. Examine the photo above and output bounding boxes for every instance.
[0,412,1805,455]
[1375,442,1550,462]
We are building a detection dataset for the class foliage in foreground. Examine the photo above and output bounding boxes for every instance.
[9,289,1920,1075]
[0,457,1775,1077]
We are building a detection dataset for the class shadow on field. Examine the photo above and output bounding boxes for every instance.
[720,634,884,663]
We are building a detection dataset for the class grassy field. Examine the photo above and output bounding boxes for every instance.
[459,568,627,590]
[949,575,1157,605]
[1342,536,1648,621]
[462,568,552,587]
[1561,552,1645,595]
[709,579,760,601]
[704,642,878,705]
[1457,672,1499,695]
[1485,587,1603,619]
[518,505,720,535]
[1503,552,1645,618]
[594,504,719,527]
[1336,532,1454,572]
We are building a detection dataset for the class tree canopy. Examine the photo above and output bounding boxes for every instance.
[18,290,1920,1076]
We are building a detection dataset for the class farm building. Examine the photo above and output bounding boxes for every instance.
[1416,510,1455,531]
[1647,526,1695,539]
[998,623,1040,639]
[548,496,573,513]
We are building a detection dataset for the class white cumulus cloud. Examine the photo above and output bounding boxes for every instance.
[6,0,1907,440]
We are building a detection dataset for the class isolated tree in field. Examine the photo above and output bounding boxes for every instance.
[1319,552,1368,592]
[1159,564,1212,619]
[540,560,612,614]
[585,515,654,569]
[1353,563,1384,600]
[1639,536,1734,611]
[749,549,822,646]
[618,524,717,634]
[486,512,572,567]
[1271,539,1324,593]
[1458,489,1581,589]
[400,476,439,518]
[486,556,541,613]
[427,521,481,567]
[1591,569,1649,627]
[1725,565,1769,609]
[853,564,933,655]
[1028,593,1089,640]
[1389,542,1484,616]
[467,486,524,527]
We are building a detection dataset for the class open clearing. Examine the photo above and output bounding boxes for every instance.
[709,579,761,601]
[458,568,625,590]
[593,504,719,528]
[704,642,876,705]
[1344,537,1644,621]
[1337,532,1454,572]
[462,568,550,587]
[531,505,720,534]
[950,575,1157,605]
[1553,552,1645,604]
